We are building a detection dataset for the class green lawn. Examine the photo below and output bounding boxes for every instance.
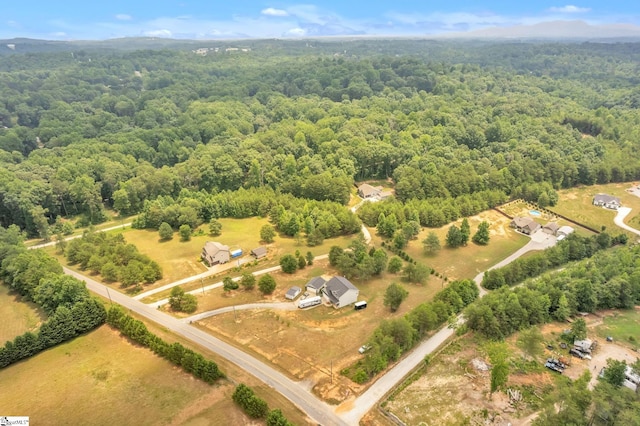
[400,210,530,281]
[552,183,640,237]
[0,284,46,343]
[595,309,640,350]
[120,216,356,291]
[0,325,251,426]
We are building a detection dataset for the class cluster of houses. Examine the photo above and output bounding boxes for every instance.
[510,217,574,240]
[357,183,393,201]
[286,275,360,309]
[201,242,267,266]
[570,338,597,359]
[593,193,621,210]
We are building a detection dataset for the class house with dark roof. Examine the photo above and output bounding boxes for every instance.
[593,193,621,210]
[202,241,230,266]
[250,246,267,259]
[305,277,326,296]
[357,183,382,199]
[322,276,359,309]
[542,222,560,235]
[510,217,541,235]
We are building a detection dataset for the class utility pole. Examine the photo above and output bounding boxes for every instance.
[105,286,112,304]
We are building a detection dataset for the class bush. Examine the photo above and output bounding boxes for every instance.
[233,384,269,418]
[258,274,277,294]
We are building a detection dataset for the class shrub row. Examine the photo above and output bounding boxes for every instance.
[0,299,106,368]
[232,384,294,425]
[106,306,224,384]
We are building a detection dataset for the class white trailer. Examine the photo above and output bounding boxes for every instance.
[298,295,322,309]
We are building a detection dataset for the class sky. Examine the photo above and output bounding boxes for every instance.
[1,1,639,40]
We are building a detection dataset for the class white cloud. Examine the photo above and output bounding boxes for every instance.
[144,29,173,37]
[261,8,288,17]
[285,27,306,36]
[115,14,133,21]
[549,5,591,13]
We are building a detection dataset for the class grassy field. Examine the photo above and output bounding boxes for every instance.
[0,285,46,343]
[0,325,255,426]
[551,183,640,238]
[399,210,530,281]
[595,309,640,350]
[119,216,356,289]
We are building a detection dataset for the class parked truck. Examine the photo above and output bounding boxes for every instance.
[298,295,322,309]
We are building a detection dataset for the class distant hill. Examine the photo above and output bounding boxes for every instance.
[441,20,640,41]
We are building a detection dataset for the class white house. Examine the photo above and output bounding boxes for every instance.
[285,286,301,300]
[323,276,359,309]
[357,183,382,199]
[593,193,621,210]
[305,277,326,296]
[201,241,230,266]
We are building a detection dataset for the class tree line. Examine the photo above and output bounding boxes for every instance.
[64,229,162,290]
[482,231,626,289]
[0,225,106,368]
[106,305,224,384]
[467,244,640,340]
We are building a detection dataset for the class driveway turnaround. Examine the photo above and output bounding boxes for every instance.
[614,207,640,238]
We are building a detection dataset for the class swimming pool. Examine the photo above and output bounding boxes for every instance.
[530,210,541,216]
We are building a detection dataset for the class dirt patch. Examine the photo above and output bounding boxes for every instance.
[384,339,546,426]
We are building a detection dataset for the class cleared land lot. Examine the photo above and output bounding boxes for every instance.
[196,258,443,403]
[0,325,251,426]
[552,183,640,238]
[399,210,530,281]
[0,285,46,343]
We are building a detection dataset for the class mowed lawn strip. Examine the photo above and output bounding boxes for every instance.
[553,183,640,235]
[0,285,46,343]
[595,309,640,350]
[0,325,251,426]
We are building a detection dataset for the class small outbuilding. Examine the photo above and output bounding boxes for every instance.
[202,241,230,266]
[285,286,301,300]
[306,277,326,295]
[542,222,560,235]
[250,246,267,259]
[323,276,359,309]
[556,225,575,241]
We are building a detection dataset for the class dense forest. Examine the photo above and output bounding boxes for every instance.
[1,40,640,237]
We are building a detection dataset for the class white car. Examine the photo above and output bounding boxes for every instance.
[358,345,371,354]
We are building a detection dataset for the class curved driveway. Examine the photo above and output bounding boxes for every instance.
[183,302,297,322]
[63,267,347,426]
[614,207,640,238]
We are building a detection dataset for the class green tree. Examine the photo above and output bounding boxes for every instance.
[403,263,431,285]
[223,276,239,292]
[305,251,314,266]
[393,230,408,249]
[240,272,256,290]
[388,256,403,274]
[208,219,222,236]
[516,326,545,361]
[260,224,276,243]
[602,359,627,387]
[384,283,409,312]
[571,318,587,341]
[485,341,510,394]
[472,221,490,245]
[266,409,293,426]
[460,218,470,246]
[422,232,441,254]
[297,255,306,269]
[179,224,192,241]
[180,294,198,313]
[553,293,570,321]
[169,286,185,311]
[446,225,463,248]
[158,222,173,240]
[258,274,276,295]
[280,254,298,274]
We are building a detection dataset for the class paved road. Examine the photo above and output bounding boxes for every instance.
[339,229,558,422]
[183,302,297,322]
[28,222,132,249]
[614,207,640,238]
[64,266,347,426]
